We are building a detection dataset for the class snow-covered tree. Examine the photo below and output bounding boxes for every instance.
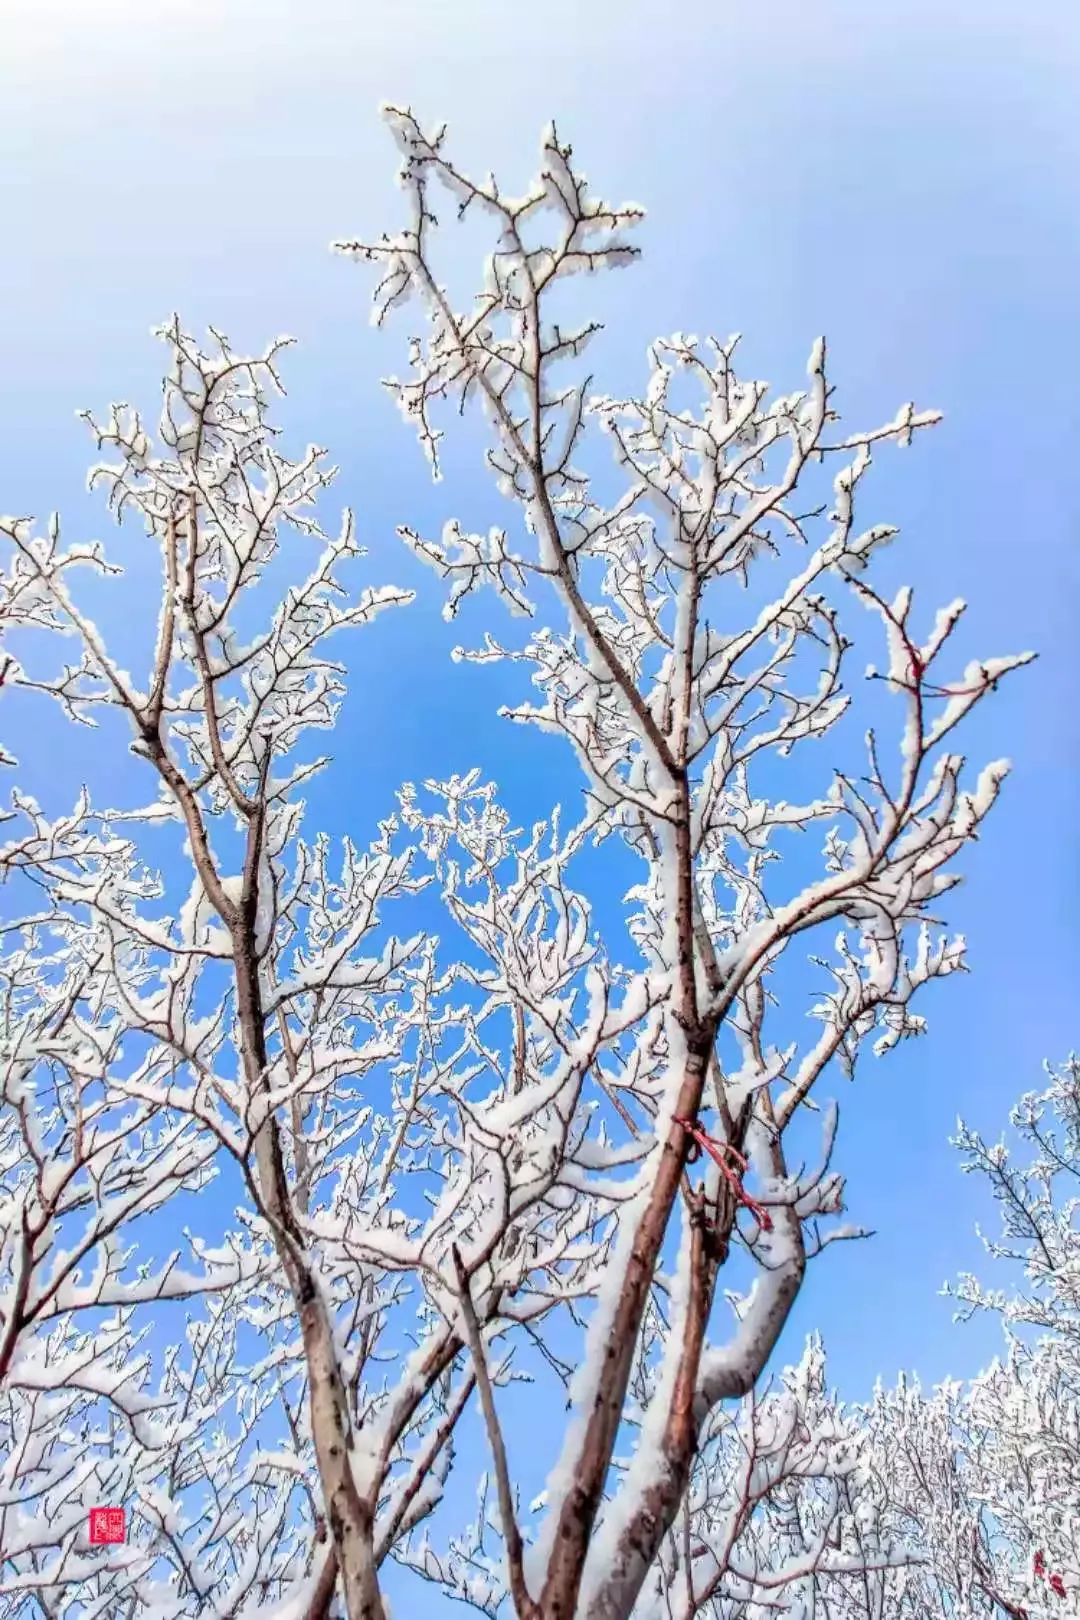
[846,1054,1080,1619]
[0,322,422,1618]
[328,109,1030,1617]
[0,108,1031,1619]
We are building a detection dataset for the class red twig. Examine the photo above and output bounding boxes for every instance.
[673,1117,773,1232]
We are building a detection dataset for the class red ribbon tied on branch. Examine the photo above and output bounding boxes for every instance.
[673,1116,773,1232]
[1034,1550,1069,1602]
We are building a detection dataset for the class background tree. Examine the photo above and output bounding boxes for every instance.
[852,1054,1080,1619]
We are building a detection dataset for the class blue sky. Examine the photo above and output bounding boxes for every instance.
[1,0,1078,1604]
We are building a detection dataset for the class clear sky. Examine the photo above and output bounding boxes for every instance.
[1,0,1078,1606]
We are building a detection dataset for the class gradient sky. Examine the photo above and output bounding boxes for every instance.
[1,0,1078,1608]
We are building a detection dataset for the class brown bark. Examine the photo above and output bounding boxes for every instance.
[536,1025,714,1619]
